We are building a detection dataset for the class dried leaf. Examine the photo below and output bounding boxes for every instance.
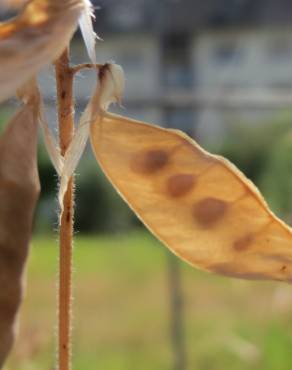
[18,79,63,175]
[58,105,91,210]
[39,103,63,176]
[0,99,40,367]
[98,63,125,109]
[0,0,84,102]
[79,0,97,64]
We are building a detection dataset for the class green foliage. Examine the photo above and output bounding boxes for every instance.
[74,155,138,233]
[214,114,292,183]
[213,113,292,219]
[259,132,292,220]
[0,106,13,133]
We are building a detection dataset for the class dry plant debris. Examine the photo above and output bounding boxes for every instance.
[0,91,40,367]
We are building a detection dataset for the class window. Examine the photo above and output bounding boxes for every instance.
[164,108,196,137]
[109,3,143,30]
[162,33,193,89]
[267,37,292,61]
[213,41,241,64]
[115,52,144,72]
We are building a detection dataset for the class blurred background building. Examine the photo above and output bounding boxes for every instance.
[35,0,292,139]
[77,1,292,136]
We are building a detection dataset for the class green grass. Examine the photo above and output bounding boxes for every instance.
[5,231,292,370]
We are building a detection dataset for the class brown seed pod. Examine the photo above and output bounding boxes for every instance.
[90,111,292,282]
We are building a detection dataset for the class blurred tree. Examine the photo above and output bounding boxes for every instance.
[215,113,292,221]
[216,115,292,184]
[259,131,292,222]
[74,153,140,233]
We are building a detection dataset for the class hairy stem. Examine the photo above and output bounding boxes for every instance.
[55,49,74,370]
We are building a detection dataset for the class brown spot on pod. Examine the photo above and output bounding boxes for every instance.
[193,197,227,227]
[233,234,254,252]
[131,149,169,174]
[167,173,196,197]
[281,265,287,272]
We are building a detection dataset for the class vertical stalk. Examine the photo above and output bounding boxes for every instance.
[167,252,187,370]
[55,49,74,370]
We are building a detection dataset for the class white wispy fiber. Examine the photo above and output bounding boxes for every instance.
[39,108,63,176]
[58,103,92,210]
[18,80,64,176]
[79,0,98,64]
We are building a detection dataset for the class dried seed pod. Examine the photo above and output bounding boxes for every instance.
[53,61,292,282]
[90,111,292,282]
[0,100,40,367]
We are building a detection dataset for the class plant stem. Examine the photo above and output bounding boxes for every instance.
[55,49,74,370]
[167,252,187,370]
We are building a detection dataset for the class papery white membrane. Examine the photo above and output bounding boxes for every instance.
[20,80,64,175]
[79,0,97,64]
[58,104,92,212]
[99,64,125,109]
[18,79,63,175]
[58,63,125,215]
[39,106,63,176]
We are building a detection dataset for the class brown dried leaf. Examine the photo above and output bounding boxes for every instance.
[0,0,84,102]
[0,100,40,367]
